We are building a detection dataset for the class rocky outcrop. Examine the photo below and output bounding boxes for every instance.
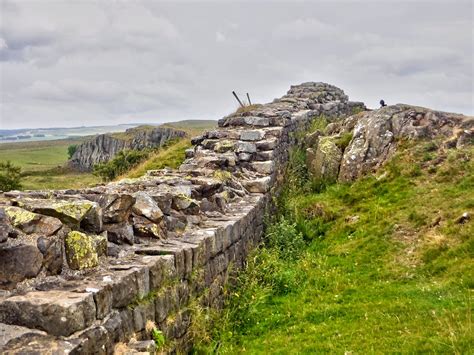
[69,126,186,171]
[306,104,473,183]
[0,82,364,353]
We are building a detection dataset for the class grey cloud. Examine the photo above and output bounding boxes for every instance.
[0,0,472,129]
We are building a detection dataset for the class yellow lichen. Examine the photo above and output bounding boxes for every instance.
[5,206,37,226]
[65,231,98,270]
[213,170,232,182]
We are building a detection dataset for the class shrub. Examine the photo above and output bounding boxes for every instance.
[93,149,149,181]
[266,217,306,261]
[0,161,22,191]
[67,144,77,159]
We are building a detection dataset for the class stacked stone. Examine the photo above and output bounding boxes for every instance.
[0,82,364,353]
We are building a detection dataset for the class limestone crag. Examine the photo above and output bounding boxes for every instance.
[306,104,473,182]
[0,82,365,353]
[69,126,186,171]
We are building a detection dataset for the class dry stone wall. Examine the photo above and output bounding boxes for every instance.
[0,82,365,354]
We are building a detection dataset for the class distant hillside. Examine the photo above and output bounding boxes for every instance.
[68,126,186,171]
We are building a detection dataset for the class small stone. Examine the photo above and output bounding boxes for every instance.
[238,152,252,161]
[242,176,272,193]
[243,116,270,126]
[250,161,275,175]
[103,222,134,245]
[65,231,99,270]
[236,141,257,153]
[240,130,265,141]
[132,192,164,223]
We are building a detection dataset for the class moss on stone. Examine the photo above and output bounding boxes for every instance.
[53,201,93,223]
[65,231,99,270]
[5,206,37,227]
[213,170,232,182]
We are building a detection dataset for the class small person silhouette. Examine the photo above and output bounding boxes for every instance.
[380,99,387,107]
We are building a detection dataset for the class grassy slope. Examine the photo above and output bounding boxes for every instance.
[120,120,216,179]
[121,138,192,179]
[197,141,473,354]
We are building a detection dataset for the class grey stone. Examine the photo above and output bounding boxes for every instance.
[103,222,134,245]
[236,141,257,153]
[132,192,163,223]
[250,161,275,175]
[240,130,265,141]
[0,245,43,289]
[243,116,270,126]
[242,176,272,193]
[0,290,96,336]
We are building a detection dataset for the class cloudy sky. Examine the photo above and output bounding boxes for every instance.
[0,0,472,129]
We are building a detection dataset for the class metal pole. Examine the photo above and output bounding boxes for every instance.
[232,91,244,107]
[246,93,252,105]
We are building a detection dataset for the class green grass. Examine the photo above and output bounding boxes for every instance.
[0,138,84,172]
[122,138,192,179]
[194,141,473,354]
[0,138,101,190]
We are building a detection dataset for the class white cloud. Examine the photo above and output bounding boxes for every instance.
[216,31,226,43]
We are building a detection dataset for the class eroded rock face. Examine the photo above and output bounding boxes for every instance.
[69,126,186,171]
[338,105,473,182]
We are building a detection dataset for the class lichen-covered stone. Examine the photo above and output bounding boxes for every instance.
[65,231,99,270]
[5,206,62,236]
[306,136,342,182]
[17,198,98,227]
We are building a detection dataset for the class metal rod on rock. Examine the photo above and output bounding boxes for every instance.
[232,91,244,107]
[247,93,252,105]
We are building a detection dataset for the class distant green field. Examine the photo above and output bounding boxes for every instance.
[0,138,84,172]
[0,137,100,190]
[0,120,216,190]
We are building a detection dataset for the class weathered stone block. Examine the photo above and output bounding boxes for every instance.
[65,231,99,270]
[0,245,43,289]
[0,291,96,336]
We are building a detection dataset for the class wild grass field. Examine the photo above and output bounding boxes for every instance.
[193,140,473,354]
[0,138,100,190]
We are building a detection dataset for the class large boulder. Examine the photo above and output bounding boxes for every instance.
[306,136,343,182]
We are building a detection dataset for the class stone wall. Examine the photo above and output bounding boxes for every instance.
[0,82,365,354]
